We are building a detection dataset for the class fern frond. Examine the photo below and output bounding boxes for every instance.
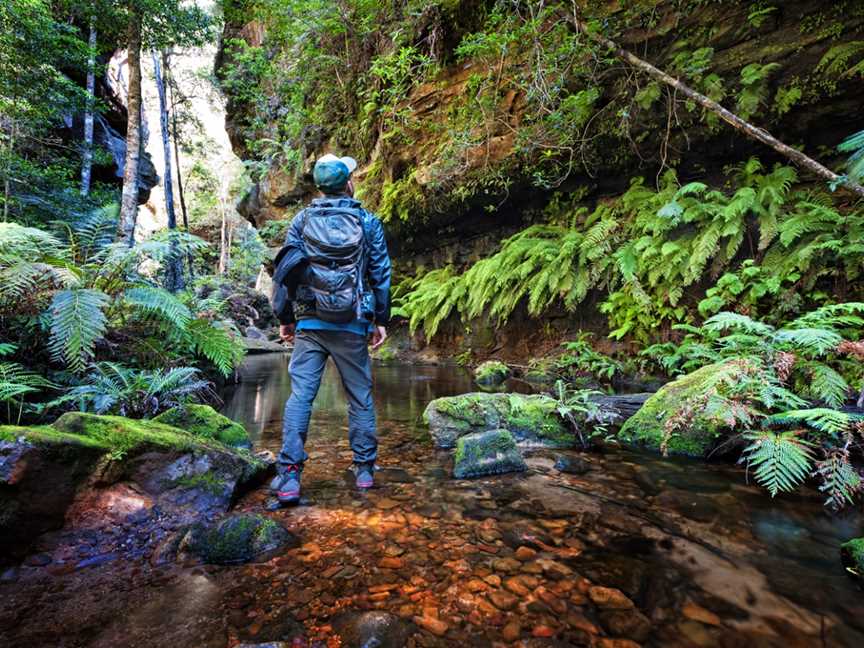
[773,327,843,356]
[124,286,192,330]
[704,312,774,336]
[47,289,109,373]
[763,408,853,435]
[185,318,246,377]
[742,430,813,497]
[815,451,861,509]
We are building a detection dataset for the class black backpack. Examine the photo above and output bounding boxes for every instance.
[300,206,366,323]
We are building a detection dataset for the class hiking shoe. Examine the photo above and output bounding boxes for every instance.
[354,462,374,489]
[271,464,302,504]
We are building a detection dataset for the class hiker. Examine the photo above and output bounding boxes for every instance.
[270,153,391,505]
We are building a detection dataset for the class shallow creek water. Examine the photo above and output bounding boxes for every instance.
[3,355,864,647]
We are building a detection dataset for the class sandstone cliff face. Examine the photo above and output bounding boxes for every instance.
[220,0,863,248]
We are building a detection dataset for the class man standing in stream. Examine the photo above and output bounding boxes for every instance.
[270,153,391,505]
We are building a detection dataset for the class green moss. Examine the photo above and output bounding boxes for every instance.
[153,405,250,448]
[0,424,107,450]
[474,360,510,386]
[617,360,752,456]
[183,514,290,564]
[51,412,203,459]
[453,429,526,479]
[506,395,573,446]
[173,472,226,495]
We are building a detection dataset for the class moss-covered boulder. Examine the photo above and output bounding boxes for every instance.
[474,360,511,387]
[175,513,298,564]
[453,429,527,479]
[841,537,864,581]
[154,404,251,448]
[1,413,266,563]
[617,359,758,457]
[423,392,573,448]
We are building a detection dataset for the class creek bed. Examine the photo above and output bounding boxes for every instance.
[1,354,863,647]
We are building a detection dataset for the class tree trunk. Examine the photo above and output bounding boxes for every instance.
[119,8,142,245]
[80,18,97,197]
[566,12,864,200]
[166,59,194,278]
[218,198,230,275]
[152,50,184,291]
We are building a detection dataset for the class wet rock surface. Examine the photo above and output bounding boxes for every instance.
[2,358,863,647]
[453,429,527,479]
[168,513,299,565]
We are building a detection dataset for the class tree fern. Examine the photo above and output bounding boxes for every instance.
[184,318,246,377]
[47,289,109,373]
[741,429,814,497]
[124,286,192,330]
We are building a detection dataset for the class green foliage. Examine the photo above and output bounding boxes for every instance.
[45,362,213,418]
[737,62,781,121]
[817,40,864,79]
[48,289,110,373]
[551,380,609,447]
[0,344,54,424]
[741,430,814,497]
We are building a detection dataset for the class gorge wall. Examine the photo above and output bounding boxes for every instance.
[217,0,864,359]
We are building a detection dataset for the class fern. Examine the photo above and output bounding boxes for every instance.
[185,318,246,377]
[763,408,853,436]
[45,362,213,417]
[741,429,814,497]
[817,41,864,79]
[815,450,862,510]
[47,289,109,373]
[124,286,192,330]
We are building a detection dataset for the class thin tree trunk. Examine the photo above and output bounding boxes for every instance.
[119,8,142,245]
[566,11,864,200]
[2,122,12,222]
[81,18,97,197]
[218,197,230,275]
[166,59,194,278]
[153,51,184,291]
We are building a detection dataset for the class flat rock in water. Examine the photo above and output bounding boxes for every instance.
[554,455,592,475]
[167,513,299,565]
[453,429,527,479]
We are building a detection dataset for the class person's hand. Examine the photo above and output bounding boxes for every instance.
[279,323,295,343]
[370,325,387,350]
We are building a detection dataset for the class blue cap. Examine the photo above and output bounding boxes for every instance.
[313,154,357,193]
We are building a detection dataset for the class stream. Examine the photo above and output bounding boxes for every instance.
[3,355,864,647]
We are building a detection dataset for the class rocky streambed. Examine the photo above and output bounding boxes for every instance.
[1,357,863,647]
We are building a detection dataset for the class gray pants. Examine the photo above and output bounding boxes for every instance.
[279,329,377,469]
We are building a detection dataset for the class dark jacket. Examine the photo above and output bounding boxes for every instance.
[272,196,392,326]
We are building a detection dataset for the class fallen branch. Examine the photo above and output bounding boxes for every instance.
[566,10,864,200]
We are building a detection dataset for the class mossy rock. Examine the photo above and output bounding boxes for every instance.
[423,392,573,449]
[473,360,511,387]
[177,513,299,564]
[453,429,527,479]
[841,537,864,581]
[154,404,251,448]
[617,359,757,457]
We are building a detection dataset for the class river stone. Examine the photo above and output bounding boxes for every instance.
[154,404,251,448]
[474,360,511,386]
[423,392,573,449]
[453,429,527,479]
[554,455,592,475]
[617,359,758,456]
[176,513,298,564]
[331,610,412,648]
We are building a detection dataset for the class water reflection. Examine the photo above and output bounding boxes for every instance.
[221,354,474,443]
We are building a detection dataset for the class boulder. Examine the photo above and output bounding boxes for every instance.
[0,413,266,563]
[474,360,511,387]
[172,513,298,564]
[617,359,759,456]
[423,392,573,449]
[154,404,251,448]
[243,337,290,353]
[453,429,527,479]
[553,455,592,475]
